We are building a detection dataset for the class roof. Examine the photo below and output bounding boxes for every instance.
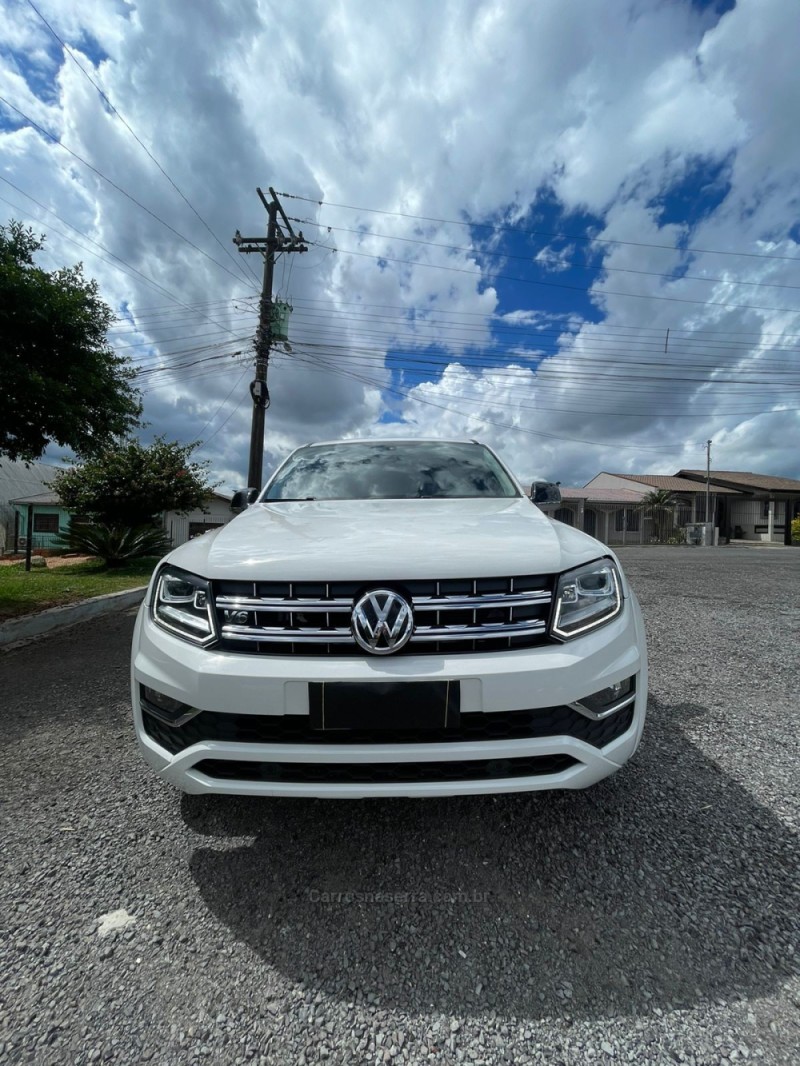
[559,486,645,503]
[9,490,62,506]
[677,470,800,494]
[608,473,740,495]
[10,489,231,506]
[0,459,60,502]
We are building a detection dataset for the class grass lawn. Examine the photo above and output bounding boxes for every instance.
[0,558,157,623]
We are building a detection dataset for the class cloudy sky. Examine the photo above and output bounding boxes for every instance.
[2,0,799,491]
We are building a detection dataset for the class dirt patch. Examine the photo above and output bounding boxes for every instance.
[0,555,94,568]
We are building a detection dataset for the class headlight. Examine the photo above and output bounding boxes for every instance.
[152,566,216,646]
[551,559,622,640]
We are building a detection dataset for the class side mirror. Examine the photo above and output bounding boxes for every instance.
[530,480,561,506]
[231,488,259,513]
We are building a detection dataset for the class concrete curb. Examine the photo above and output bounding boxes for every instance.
[0,586,147,649]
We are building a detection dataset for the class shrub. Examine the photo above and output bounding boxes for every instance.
[792,515,800,544]
[56,523,172,568]
[50,436,212,527]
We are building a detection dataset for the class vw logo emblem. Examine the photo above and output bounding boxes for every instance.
[351,589,414,655]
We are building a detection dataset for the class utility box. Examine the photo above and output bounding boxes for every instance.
[685,522,715,546]
[271,300,293,342]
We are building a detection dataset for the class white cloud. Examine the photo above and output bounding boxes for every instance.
[533,245,573,273]
[1,0,798,490]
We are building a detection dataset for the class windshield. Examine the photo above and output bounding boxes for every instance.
[263,441,520,501]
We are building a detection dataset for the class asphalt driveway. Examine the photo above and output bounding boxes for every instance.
[1,547,798,1064]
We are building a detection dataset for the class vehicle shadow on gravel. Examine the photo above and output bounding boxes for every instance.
[183,700,799,1021]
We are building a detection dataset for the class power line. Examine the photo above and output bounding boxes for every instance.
[281,309,800,359]
[0,183,181,306]
[196,369,250,439]
[279,191,800,265]
[293,344,800,387]
[106,297,800,352]
[288,351,799,418]
[108,298,257,331]
[115,329,252,354]
[201,388,251,447]
[289,215,800,292]
[0,184,250,344]
[289,345,800,406]
[24,0,261,292]
[286,347,694,452]
[0,95,257,288]
[139,362,245,394]
[301,237,800,317]
[288,294,800,339]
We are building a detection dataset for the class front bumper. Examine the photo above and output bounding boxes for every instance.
[131,592,648,798]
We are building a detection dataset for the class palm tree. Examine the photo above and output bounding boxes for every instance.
[639,489,676,543]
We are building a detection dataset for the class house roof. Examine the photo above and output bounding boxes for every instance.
[9,490,62,506]
[0,459,60,503]
[559,487,645,503]
[608,473,740,494]
[11,489,232,507]
[676,470,800,494]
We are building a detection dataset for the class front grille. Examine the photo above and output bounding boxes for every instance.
[212,575,554,656]
[194,753,577,785]
[142,703,634,756]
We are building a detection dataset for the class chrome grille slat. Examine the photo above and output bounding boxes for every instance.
[220,627,353,643]
[217,596,351,612]
[414,591,550,609]
[413,620,546,640]
[215,590,550,612]
[220,618,546,643]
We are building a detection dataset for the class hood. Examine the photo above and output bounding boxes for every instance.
[167,497,608,581]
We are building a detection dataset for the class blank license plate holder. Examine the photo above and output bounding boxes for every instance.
[308,681,461,731]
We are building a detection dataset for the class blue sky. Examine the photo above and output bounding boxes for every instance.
[1,0,799,489]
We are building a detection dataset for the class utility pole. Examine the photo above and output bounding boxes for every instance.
[705,438,712,529]
[233,187,306,491]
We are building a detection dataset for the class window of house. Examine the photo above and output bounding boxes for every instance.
[553,508,573,526]
[32,513,59,534]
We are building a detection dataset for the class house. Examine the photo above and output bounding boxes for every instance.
[553,473,740,545]
[586,473,744,544]
[5,490,71,552]
[675,470,800,544]
[162,494,234,545]
[545,468,800,546]
[0,459,64,554]
[4,470,234,554]
[552,485,649,544]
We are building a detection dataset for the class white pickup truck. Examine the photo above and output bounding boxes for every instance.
[131,438,647,797]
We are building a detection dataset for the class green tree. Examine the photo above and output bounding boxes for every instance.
[639,488,677,543]
[51,437,214,527]
[0,221,141,463]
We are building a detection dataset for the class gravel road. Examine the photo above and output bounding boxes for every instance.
[1,546,798,1065]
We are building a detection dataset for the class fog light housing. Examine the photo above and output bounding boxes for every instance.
[140,685,200,727]
[569,676,635,721]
